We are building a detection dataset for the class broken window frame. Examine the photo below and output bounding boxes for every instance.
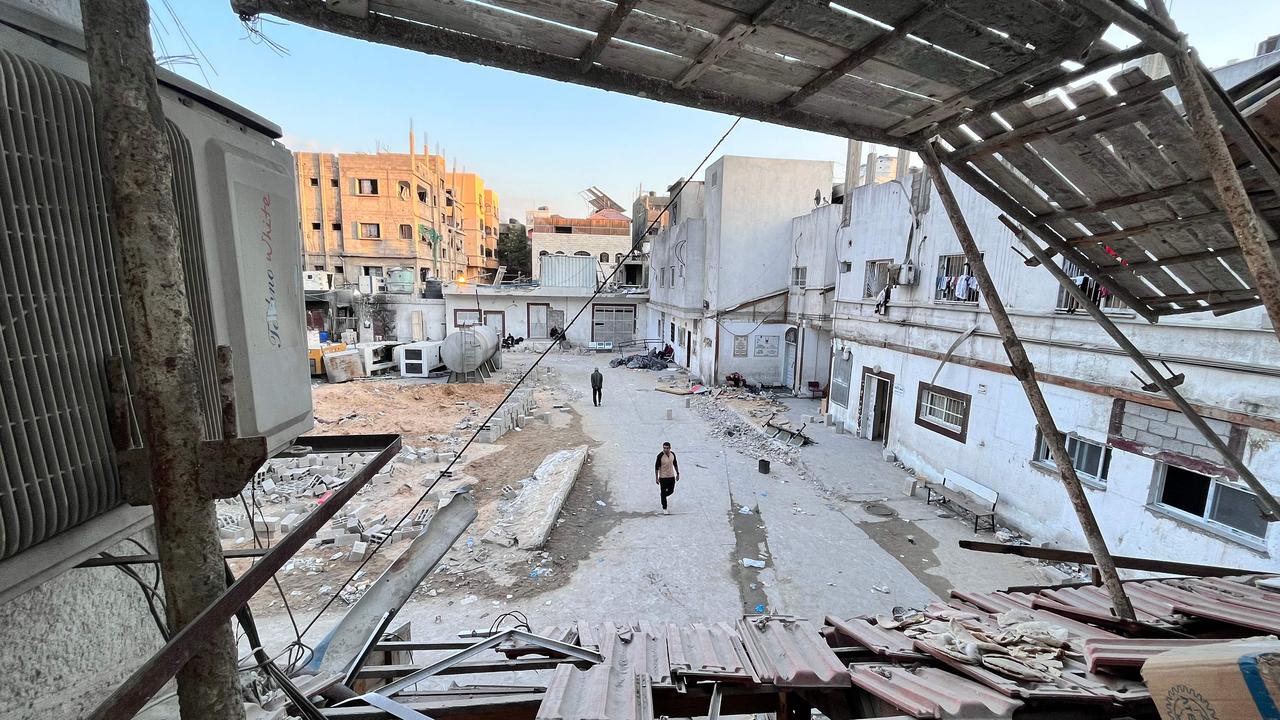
[1151,463,1268,543]
[864,258,893,298]
[915,382,970,442]
[454,309,481,327]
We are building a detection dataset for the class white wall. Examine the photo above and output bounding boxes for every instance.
[531,231,632,280]
[705,156,835,313]
[828,170,1280,566]
[443,290,645,348]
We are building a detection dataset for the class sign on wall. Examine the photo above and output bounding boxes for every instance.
[753,335,779,357]
[733,336,748,357]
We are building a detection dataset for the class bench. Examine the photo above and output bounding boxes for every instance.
[924,470,998,533]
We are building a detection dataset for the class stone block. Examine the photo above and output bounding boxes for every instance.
[333,533,360,546]
[1134,430,1164,446]
[218,526,243,539]
[278,513,302,533]
[1176,425,1212,444]
[1123,416,1148,432]
[252,515,281,533]
[348,541,370,561]
[1120,426,1138,440]
[1134,404,1170,422]
[1165,439,1198,457]
[1147,420,1178,439]
[902,478,918,497]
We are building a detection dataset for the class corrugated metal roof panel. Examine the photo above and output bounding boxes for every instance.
[1081,638,1224,673]
[849,664,1024,719]
[664,622,759,683]
[577,622,673,687]
[539,255,598,288]
[736,616,850,688]
[824,615,927,661]
[536,662,652,720]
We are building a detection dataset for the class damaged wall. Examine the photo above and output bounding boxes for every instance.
[0,531,164,719]
[828,173,1280,567]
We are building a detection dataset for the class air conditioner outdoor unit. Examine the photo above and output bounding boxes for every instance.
[0,8,312,570]
[892,262,918,287]
[305,270,334,291]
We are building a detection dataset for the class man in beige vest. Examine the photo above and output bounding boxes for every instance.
[654,441,680,514]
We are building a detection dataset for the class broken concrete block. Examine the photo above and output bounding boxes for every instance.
[252,515,281,533]
[218,526,242,539]
[333,533,360,547]
[278,513,301,533]
[347,541,370,561]
[902,478,918,497]
[882,450,897,463]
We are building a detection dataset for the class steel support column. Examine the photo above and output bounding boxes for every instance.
[1004,218,1280,519]
[921,144,1136,621]
[80,1,245,717]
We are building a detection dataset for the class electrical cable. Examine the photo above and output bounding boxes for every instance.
[295,116,744,641]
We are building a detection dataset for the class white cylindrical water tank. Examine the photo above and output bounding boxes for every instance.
[440,325,500,373]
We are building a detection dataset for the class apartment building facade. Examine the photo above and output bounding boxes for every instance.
[296,149,467,291]
[446,171,500,280]
[828,170,1280,567]
[646,156,835,384]
[784,203,840,396]
[529,208,641,287]
[631,189,671,244]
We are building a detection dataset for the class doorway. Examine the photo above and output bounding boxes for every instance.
[859,367,894,445]
[783,327,798,389]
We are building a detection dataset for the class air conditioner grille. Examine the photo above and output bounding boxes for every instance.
[165,121,221,441]
[0,51,130,559]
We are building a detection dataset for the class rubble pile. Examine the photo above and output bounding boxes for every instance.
[690,394,798,465]
[483,446,589,549]
[879,605,1077,682]
[609,351,669,370]
[219,445,445,556]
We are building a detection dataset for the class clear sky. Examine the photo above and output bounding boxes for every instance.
[157,1,1279,224]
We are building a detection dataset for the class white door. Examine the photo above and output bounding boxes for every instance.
[784,328,798,390]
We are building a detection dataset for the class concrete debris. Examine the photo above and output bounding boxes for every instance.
[741,558,766,569]
[486,446,589,549]
[889,607,1073,682]
[689,394,798,466]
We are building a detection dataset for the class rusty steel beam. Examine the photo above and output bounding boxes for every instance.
[229,0,918,150]
[673,0,789,90]
[960,540,1272,576]
[784,1,942,108]
[922,143,1136,622]
[80,0,245,716]
[577,0,637,73]
[87,434,401,720]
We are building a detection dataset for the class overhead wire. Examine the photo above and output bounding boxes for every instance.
[295,116,745,642]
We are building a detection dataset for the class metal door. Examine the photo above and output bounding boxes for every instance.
[591,305,635,345]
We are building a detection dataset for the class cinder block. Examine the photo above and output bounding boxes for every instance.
[1134,404,1170,422]
[1120,426,1138,440]
[1123,416,1149,432]
[348,541,370,561]
[252,515,281,533]
[333,533,360,546]
[1134,430,1163,446]
[278,513,302,533]
[1203,417,1233,437]
[1147,421,1178,439]
[1176,425,1211,443]
[1165,439,1197,457]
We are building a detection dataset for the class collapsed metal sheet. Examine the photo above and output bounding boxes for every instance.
[736,616,850,688]
[576,621,673,688]
[536,629,656,720]
[499,625,580,659]
[664,621,759,683]
[849,664,1024,719]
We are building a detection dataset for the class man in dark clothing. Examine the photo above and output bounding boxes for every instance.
[590,368,603,406]
[654,442,679,513]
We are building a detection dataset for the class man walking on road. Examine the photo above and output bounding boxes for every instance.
[655,441,679,513]
[590,368,603,406]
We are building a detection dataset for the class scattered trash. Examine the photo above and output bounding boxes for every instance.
[741,558,766,569]
[595,500,607,507]
[738,505,753,515]
[873,585,891,594]
[754,604,766,613]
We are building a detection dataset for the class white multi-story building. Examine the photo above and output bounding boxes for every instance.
[828,168,1280,567]
[646,155,834,384]
[784,203,841,396]
[528,208,643,287]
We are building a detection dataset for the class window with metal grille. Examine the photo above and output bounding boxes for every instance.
[915,383,970,442]
[791,266,807,287]
[1055,257,1126,312]
[864,259,892,298]
[1034,431,1111,487]
[934,253,980,303]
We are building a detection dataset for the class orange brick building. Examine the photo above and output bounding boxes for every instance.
[446,171,500,280]
[295,143,500,290]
